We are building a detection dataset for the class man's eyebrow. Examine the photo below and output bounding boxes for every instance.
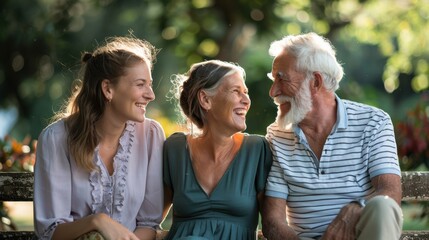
[267,71,285,80]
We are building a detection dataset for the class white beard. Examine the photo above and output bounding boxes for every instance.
[274,80,313,130]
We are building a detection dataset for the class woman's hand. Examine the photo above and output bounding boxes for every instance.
[53,213,139,240]
[92,213,140,240]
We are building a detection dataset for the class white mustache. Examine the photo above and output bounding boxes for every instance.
[273,95,293,105]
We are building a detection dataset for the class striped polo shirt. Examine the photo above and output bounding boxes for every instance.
[265,96,401,239]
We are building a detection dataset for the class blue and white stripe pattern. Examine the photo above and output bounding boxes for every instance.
[265,96,401,239]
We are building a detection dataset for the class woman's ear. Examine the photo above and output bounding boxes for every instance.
[101,79,113,101]
[198,90,211,111]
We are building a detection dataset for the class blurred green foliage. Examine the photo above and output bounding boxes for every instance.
[0,0,428,161]
[1,0,429,230]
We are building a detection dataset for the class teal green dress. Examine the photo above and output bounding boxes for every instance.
[163,133,273,240]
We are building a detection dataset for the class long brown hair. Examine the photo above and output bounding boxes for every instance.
[56,36,157,171]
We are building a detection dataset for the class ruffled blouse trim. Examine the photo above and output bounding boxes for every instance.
[89,121,136,222]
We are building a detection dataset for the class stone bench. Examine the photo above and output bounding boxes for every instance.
[1,171,428,239]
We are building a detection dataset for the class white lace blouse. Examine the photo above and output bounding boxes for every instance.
[33,119,165,239]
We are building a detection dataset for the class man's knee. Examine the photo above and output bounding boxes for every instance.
[364,195,402,221]
[356,195,403,240]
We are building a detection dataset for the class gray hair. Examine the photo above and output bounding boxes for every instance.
[170,60,246,130]
[268,32,344,91]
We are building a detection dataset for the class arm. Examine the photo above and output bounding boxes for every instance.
[134,228,156,240]
[262,196,299,240]
[369,173,402,205]
[323,113,402,240]
[33,122,85,239]
[257,191,264,215]
[162,133,175,222]
[135,121,166,239]
[322,174,402,240]
[163,185,173,220]
[256,136,273,214]
[34,123,139,240]
[53,214,139,240]
[364,114,401,205]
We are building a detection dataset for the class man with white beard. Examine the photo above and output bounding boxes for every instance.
[261,32,403,240]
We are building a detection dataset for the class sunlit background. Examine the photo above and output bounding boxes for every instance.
[1,0,428,232]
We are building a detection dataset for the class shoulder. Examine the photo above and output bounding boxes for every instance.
[244,133,267,143]
[38,119,67,142]
[163,133,187,165]
[36,119,69,157]
[342,99,391,121]
[144,118,164,132]
[266,123,294,138]
[133,118,165,141]
[165,132,186,145]
[243,133,270,148]
[241,134,273,166]
[42,119,66,133]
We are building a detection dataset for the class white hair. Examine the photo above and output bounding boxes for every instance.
[269,32,344,91]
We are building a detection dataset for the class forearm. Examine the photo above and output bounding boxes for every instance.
[54,213,140,240]
[52,214,100,240]
[262,219,299,240]
[262,196,299,240]
[134,227,156,240]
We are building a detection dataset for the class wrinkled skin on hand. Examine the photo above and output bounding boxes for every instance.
[321,203,362,240]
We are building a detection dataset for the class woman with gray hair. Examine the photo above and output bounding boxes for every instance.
[163,60,273,240]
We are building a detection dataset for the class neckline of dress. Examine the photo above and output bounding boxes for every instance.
[184,133,247,198]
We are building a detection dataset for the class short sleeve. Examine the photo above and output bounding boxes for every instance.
[366,114,401,178]
[163,132,185,190]
[255,137,273,193]
[264,127,289,200]
[34,120,73,239]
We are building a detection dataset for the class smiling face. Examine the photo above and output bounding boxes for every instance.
[106,61,155,123]
[269,52,313,129]
[207,72,250,134]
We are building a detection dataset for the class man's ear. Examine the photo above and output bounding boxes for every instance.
[198,90,211,111]
[101,79,113,101]
[312,72,323,92]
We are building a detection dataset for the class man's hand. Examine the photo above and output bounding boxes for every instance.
[321,203,362,240]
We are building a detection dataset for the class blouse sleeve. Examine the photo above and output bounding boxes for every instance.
[136,119,165,230]
[33,120,73,239]
[255,136,273,193]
